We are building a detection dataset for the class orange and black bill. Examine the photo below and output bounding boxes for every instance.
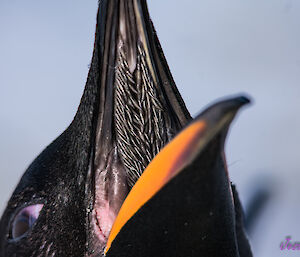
[0,0,253,256]
[106,96,252,257]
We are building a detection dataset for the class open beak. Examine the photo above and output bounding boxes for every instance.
[105,96,250,256]
[83,0,191,254]
[0,0,253,256]
[81,1,252,256]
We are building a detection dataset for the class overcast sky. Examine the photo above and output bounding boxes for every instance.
[1,1,300,256]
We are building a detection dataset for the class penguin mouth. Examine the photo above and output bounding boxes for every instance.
[94,0,182,187]
[87,0,189,252]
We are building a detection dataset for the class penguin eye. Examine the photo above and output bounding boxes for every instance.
[11,204,43,240]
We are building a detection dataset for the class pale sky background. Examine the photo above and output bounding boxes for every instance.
[1,1,300,256]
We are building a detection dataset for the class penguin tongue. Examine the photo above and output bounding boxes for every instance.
[89,0,190,251]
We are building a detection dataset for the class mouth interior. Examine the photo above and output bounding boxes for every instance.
[90,0,181,249]
[115,3,174,188]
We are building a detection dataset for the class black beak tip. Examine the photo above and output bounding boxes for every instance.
[194,94,252,129]
[234,95,251,108]
[236,95,251,105]
[223,94,252,114]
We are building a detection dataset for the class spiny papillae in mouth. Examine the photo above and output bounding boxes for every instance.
[114,42,175,188]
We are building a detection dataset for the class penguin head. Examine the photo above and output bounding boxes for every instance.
[0,1,252,257]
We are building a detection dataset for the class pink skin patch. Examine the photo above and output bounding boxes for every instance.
[93,202,117,242]
[92,147,128,245]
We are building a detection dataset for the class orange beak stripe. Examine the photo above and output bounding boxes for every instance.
[105,120,207,253]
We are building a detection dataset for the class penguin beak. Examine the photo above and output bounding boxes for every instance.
[0,0,252,256]
[105,96,250,255]
[86,0,191,252]
[84,2,252,256]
